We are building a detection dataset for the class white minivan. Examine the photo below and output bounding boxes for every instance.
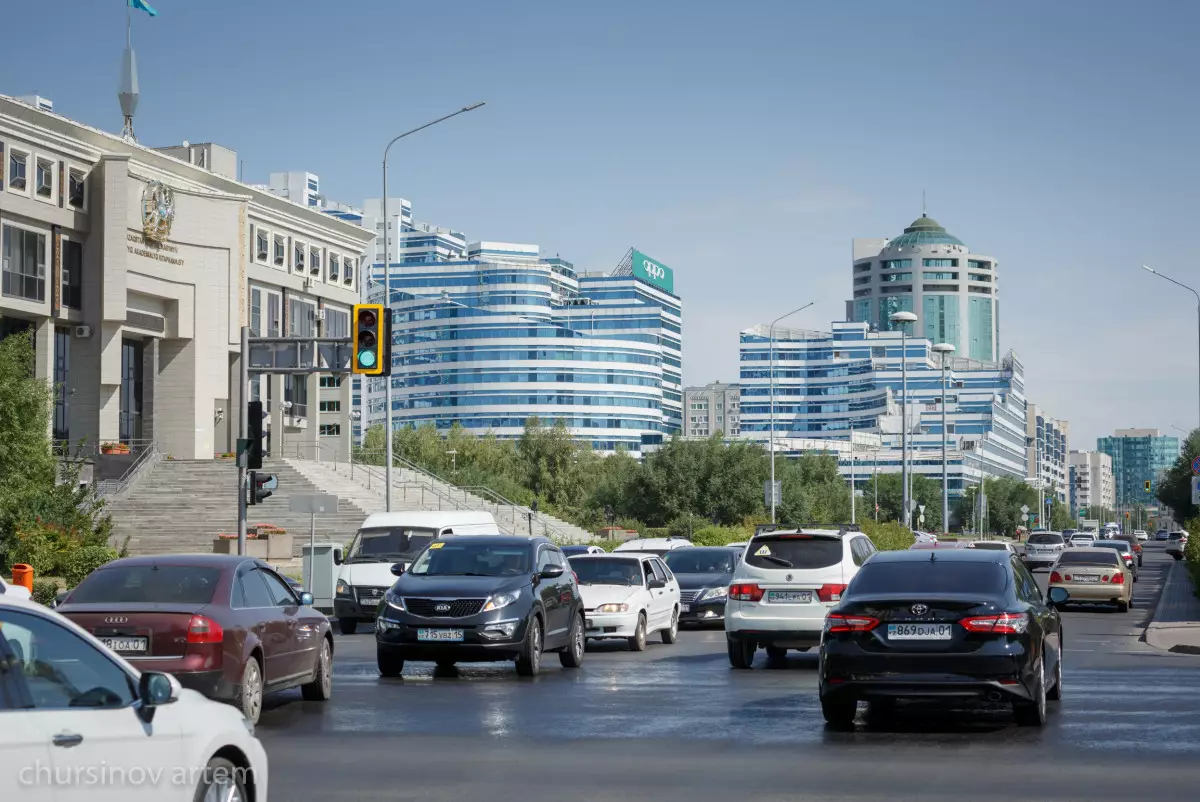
[333,511,501,634]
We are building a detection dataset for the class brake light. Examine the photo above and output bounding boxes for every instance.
[729,583,765,602]
[960,612,1029,634]
[1111,572,1125,585]
[186,615,224,644]
[825,613,879,632]
[1101,574,1110,583]
[817,583,848,603]
[1050,571,1062,583]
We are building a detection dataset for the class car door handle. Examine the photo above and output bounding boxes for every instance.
[52,733,83,749]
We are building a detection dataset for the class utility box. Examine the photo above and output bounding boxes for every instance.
[302,543,340,614]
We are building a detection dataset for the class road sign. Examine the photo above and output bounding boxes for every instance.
[1021,513,1029,522]
[1192,456,1200,475]
[918,514,925,524]
[1192,476,1200,505]
[290,494,338,515]
[1020,505,1030,514]
[764,481,781,507]
[1045,497,1053,507]
[918,505,926,514]
[906,499,918,512]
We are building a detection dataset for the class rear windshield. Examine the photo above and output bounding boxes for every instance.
[619,549,670,557]
[970,542,1010,551]
[1027,534,1064,545]
[560,546,590,556]
[665,550,736,574]
[1170,533,1187,540]
[1056,551,1120,566]
[570,558,642,586]
[849,561,1008,595]
[744,535,842,570]
[69,566,221,604]
[1091,541,1130,552]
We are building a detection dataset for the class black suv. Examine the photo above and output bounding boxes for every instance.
[375,535,585,677]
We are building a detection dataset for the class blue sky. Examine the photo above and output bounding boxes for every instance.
[4,0,1198,446]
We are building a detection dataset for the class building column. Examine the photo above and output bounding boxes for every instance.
[141,339,158,445]
[155,338,202,459]
[97,323,123,445]
[269,374,285,458]
[32,318,55,439]
[338,373,352,462]
[302,371,320,460]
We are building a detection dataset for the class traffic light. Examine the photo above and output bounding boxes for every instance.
[352,304,391,376]
[1145,480,1152,492]
[248,470,277,506]
[246,400,264,470]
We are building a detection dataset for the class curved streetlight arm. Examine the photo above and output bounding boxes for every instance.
[1144,265,1200,430]
[383,103,486,167]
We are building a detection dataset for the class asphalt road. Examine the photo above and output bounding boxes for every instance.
[256,543,1200,801]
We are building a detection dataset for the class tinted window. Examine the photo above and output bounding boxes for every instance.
[409,542,531,577]
[1091,541,1130,553]
[1027,534,1064,545]
[849,561,1009,595]
[649,559,669,582]
[348,526,437,562]
[69,566,221,604]
[744,536,843,570]
[238,569,276,608]
[1013,560,1041,603]
[665,550,735,574]
[560,546,589,557]
[970,542,1010,551]
[258,569,298,606]
[1056,551,1121,566]
[570,558,641,586]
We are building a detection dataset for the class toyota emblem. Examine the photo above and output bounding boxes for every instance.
[434,603,451,613]
[785,574,793,582]
[910,604,929,616]
[104,616,129,624]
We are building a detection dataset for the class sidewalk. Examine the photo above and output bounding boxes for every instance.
[1146,560,1200,654]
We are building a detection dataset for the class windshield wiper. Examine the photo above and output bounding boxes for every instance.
[759,554,794,568]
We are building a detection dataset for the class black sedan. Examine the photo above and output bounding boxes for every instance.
[819,548,1062,728]
[663,547,740,627]
[375,535,585,677]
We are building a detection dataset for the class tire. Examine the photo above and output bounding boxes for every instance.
[661,608,679,644]
[338,617,358,635]
[559,613,585,668]
[1013,660,1047,727]
[1174,553,1183,561]
[515,616,543,676]
[1047,648,1063,702]
[628,613,647,652]
[821,694,857,727]
[300,637,333,701]
[727,637,755,669]
[236,656,263,725]
[192,757,249,802]
[435,659,457,670]
[765,646,788,661]
[1116,599,1130,613]
[377,647,404,678]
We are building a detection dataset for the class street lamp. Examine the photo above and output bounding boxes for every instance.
[890,310,918,528]
[767,302,814,523]
[932,342,955,534]
[380,102,486,511]
[1142,265,1200,429]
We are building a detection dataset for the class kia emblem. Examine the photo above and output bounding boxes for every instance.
[104,616,129,624]
[434,603,451,613]
[910,604,929,616]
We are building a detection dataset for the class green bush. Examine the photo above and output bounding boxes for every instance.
[30,577,59,606]
[688,525,754,546]
[60,545,119,588]
[859,519,915,551]
[7,523,58,575]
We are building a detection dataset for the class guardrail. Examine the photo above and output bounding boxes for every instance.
[96,442,162,497]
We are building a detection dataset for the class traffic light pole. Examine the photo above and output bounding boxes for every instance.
[238,325,249,556]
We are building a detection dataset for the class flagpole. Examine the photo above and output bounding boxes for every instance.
[127,1,131,47]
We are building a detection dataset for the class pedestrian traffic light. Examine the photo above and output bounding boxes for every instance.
[352,304,391,376]
[246,400,264,470]
[248,470,277,506]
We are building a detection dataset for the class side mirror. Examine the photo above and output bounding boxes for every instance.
[300,592,314,606]
[390,562,406,577]
[137,671,179,723]
[333,548,344,566]
[648,578,666,590]
[1047,587,1069,607]
[540,565,565,579]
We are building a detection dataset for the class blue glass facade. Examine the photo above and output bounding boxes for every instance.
[1097,431,1180,508]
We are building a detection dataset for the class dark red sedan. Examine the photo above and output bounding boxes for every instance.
[58,553,333,723]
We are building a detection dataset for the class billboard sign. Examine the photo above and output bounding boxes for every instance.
[631,249,675,293]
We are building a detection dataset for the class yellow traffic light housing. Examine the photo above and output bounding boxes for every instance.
[352,304,391,376]
[1145,480,1152,492]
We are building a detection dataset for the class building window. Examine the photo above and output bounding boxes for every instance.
[53,326,69,442]
[853,288,872,298]
[968,297,994,360]
[2,225,46,302]
[267,293,281,336]
[969,285,993,294]
[881,272,912,283]
[853,298,871,322]
[62,239,82,310]
[923,258,958,267]
[923,294,960,351]
[344,259,354,286]
[324,307,349,339]
[922,272,958,281]
[320,375,343,388]
[880,259,911,270]
[119,339,144,443]
[288,298,316,337]
[35,158,54,199]
[853,275,871,285]
[273,235,286,267]
[967,259,991,270]
[285,376,307,418]
[879,295,914,333]
[8,150,28,191]
[854,262,872,273]
[968,273,991,283]
[68,168,86,208]
[319,400,341,413]
[328,254,339,282]
[256,229,269,262]
[249,288,263,336]
[310,247,321,275]
[319,424,341,437]
[293,241,305,271]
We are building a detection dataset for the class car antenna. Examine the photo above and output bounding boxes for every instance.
[929,551,937,562]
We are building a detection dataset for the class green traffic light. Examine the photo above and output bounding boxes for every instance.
[358,350,377,368]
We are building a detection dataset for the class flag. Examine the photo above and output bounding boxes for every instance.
[128,0,158,16]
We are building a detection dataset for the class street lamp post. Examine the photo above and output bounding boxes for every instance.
[1142,265,1200,429]
[890,311,918,527]
[381,102,485,510]
[932,342,955,534]
[767,302,814,523]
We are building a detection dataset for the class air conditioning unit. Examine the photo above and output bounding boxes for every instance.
[74,325,92,338]
[315,309,326,321]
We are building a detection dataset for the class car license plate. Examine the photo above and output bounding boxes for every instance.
[417,628,464,642]
[887,623,952,640]
[100,637,148,653]
[1073,575,1100,583]
[766,590,812,604]
[680,604,691,612]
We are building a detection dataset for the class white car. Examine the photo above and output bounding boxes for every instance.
[613,537,694,557]
[726,525,875,667]
[0,593,268,802]
[0,575,31,600]
[1069,533,1096,548]
[1134,530,1149,542]
[968,540,1017,554]
[913,530,939,544]
[569,553,682,650]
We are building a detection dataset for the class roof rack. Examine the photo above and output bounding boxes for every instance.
[753,523,862,536]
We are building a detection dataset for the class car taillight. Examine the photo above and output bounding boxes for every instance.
[825,613,879,632]
[729,583,765,602]
[960,612,1029,634]
[1111,572,1125,585]
[1050,571,1062,583]
[187,615,224,644]
[817,583,848,602]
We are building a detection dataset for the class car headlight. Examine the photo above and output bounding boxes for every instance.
[383,589,405,613]
[698,586,728,602]
[596,603,629,613]
[482,591,521,612]
[335,580,350,596]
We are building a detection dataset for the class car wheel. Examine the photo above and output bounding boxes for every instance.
[1013,660,1047,727]
[765,646,787,661]
[377,647,404,678]
[628,613,647,652]
[820,694,857,727]
[236,657,263,725]
[661,608,679,644]
[300,637,333,701]
[338,617,358,636]
[1047,648,1063,702]
[559,613,585,668]
[1116,599,1129,613]
[1174,553,1184,561]
[515,616,543,676]
[435,659,457,670]
[193,756,249,802]
[727,637,755,669]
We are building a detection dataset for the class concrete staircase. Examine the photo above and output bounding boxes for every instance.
[285,458,593,544]
[107,459,371,556]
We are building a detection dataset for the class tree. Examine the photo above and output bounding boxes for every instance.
[1158,428,1200,521]
[958,477,1037,537]
[0,328,57,540]
[864,472,943,530]
[1049,498,1074,531]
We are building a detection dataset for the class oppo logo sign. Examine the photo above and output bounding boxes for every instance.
[643,261,666,280]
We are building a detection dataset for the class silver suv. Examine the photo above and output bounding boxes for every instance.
[1023,531,1066,570]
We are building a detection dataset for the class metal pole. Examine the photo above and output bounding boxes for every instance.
[900,329,909,527]
[941,356,949,534]
[382,160,393,513]
[769,323,776,524]
[874,450,879,522]
[238,326,249,557]
[307,511,316,592]
[849,423,855,525]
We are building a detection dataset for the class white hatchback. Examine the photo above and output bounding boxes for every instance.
[0,593,268,802]
[725,526,875,667]
[569,553,682,651]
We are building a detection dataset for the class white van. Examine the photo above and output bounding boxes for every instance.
[333,511,500,634]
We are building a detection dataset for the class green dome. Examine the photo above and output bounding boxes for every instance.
[887,214,965,248]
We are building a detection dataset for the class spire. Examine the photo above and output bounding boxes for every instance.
[921,189,927,218]
[118,6,139,141]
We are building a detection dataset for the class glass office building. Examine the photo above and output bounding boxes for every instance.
[1097,429,1180,509]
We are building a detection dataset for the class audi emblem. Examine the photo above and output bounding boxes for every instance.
[910,604,929,616]
[104,616,129,624]
[434,603,451,613]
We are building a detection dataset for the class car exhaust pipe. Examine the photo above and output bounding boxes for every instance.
[987,691,1003,702]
